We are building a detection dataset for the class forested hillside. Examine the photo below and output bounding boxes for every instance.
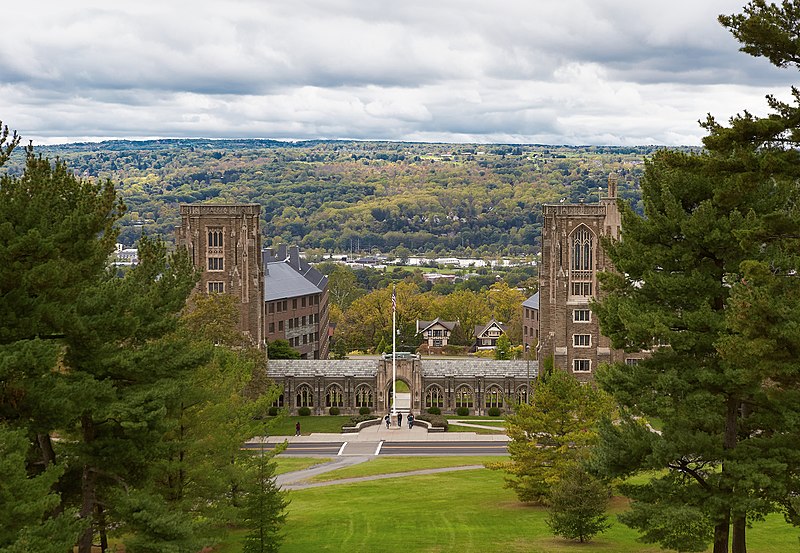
[10,140,666,254]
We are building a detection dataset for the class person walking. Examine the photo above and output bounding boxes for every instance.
[384,414,390,429]
[397,412,403,428]
[408,413,414,429]
[295,421,301,436]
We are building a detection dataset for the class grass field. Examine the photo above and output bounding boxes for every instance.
[273,456,332,476]
[277,469,797,553]
[305,455,506,482]
[216,459,799,553]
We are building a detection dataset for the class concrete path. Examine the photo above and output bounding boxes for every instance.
[253,420,510,445]
[278,463,486,491]
[265,418,507,490]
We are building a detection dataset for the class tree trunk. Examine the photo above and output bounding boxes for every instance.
[37,432,56,467]
[77,463,96,553]
[77,416,96,553]
[97,504,108,553]
[713,521,730,553]
[732,516,747,553]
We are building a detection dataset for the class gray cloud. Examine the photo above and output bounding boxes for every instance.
[0,0,795,146]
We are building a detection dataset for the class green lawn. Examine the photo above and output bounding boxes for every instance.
[216,467,799,553]
[306,455,506,482]
[447,423,506,434]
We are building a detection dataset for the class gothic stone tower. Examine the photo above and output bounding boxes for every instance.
[177,204,264,346]
[538,174,625,381]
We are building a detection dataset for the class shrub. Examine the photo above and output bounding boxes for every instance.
[427,407,441,415]
[456,406,470,416]
[348,414,380,426]
[416,413,448,431]
[298,407,311,416]
[329,407,340,416]
[488,407,502,417]
[546,467,611,543]
[359,407,371,415]
[268,406,279,417]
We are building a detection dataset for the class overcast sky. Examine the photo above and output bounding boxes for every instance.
[1,1,795,146]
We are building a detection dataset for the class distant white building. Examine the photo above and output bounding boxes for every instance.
[112,244,139,266]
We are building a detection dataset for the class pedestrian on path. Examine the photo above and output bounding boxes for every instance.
[384,414,390,428]
[295,421,301,436]
[408,413,414,429]
[397,412,403,427]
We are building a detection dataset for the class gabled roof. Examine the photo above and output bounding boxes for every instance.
[473,318,507,338]
[262,245,328,302]
[522,291,539,310]
[264,262,324,301]
[416,318,459,334]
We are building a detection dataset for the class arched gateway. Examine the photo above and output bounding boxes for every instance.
[267,354,537,416]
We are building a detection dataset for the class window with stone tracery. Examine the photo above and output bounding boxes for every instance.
[425,386,444,408]
[570,225,594,297]
[355,385,373,408]
[296,384,313,407]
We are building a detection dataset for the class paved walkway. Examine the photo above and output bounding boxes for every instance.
[253,420,509,445]
[261,419,507,490]
[277,462,486,490]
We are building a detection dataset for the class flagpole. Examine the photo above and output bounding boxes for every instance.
[391,284,397,421]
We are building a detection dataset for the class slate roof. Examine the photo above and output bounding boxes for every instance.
[263,262,323,301]
[522,291,539,310]
[266,358,538,379]
[262,245,328,301]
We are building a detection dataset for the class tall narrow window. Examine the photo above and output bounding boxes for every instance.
[207,228,224,248]
[570,226,594,297]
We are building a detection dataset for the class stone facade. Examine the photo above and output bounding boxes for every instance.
[522,291,539,359]
[267,355,537,415]
[177,204,264,345]
[537,174,634,381]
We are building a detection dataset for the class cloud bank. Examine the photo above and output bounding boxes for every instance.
[1,0,795,145]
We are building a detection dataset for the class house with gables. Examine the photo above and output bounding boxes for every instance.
[473,318,507,350]
[416,318,459,352]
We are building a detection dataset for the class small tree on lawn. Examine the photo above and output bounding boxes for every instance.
[241,446,289,553]
[546,465,611,543]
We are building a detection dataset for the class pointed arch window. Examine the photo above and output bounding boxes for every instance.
[296,384,313,407]
[425,386,444,409]
[355,385,373,408]
[570,225,594,297]
[325,385,344,408]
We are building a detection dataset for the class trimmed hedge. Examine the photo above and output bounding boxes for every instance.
[329,407,340,415]
[268,406,279,417]
[456,406,470,416]
[298,406,311,416]
[359,407,372,415]
[427,407,441,415]
[349,414,380,425]
[416,413,448,431]
[487,407,502,417]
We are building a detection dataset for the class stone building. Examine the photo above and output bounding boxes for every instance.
[263,245,330,359]
[537,174,640,381]
[177,204,264,345]
[522,291,539,359]
[267,355,536,415]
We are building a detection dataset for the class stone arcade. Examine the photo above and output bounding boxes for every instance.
[267,355,536,416]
